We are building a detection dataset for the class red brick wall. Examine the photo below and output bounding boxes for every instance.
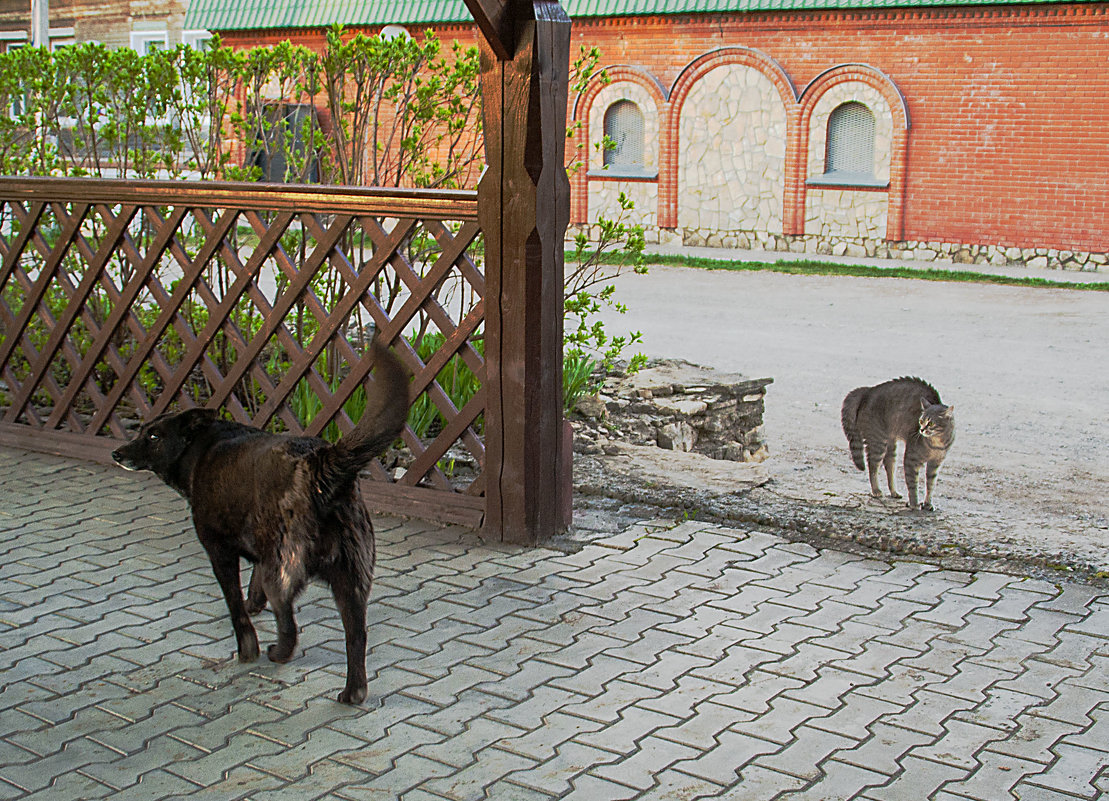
[228,3,1109,253]
[569,5,1109,253]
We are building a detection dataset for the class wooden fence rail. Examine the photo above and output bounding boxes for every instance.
[0,176,487,527]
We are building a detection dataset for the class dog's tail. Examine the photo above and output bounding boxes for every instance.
[840,386,868,471]
[325,335,409,490]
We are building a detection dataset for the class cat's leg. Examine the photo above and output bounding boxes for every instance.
[903,452,922,509]
[921,460,942,511]
[864,440,886,497]
[883,447,901,499]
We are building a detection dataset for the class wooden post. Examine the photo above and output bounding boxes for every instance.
[471,0,572,543]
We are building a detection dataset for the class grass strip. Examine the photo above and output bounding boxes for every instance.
[579,250,1109,292]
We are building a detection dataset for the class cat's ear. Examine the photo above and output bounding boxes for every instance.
[943,405,954,417]
[920,398,929,410]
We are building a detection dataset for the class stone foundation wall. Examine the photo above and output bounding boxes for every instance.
[571,224,1108,272]
[572,360,774,463]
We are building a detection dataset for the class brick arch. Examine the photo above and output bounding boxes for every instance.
[793,64,910,240]
[570,67,667,225]
[660,47,798,229]
[799,63,909,131]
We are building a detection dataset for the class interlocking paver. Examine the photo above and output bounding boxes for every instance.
[1026,682,1107,728]
[418,747,536,801]
[940,751,1046,801]
[333,721,445,776]
[830,720,933,777]
[573,705,681,755]
[2,447,1107,801]
[708,668,806,716]
[776,760,889,801]
[0,736,121,792]
[560,678,665,724]
[592,735,700,790]
[1018,743,1109,798]
[755,724,857,781]
[859,754,968,801]
[547,653,641,697]
[496,711,606,760]
[560,773,639,801]
[506,740,621,795]
[910,718,1009,770]
[413,716,528,768]
[405,687,516,736]
[653,700,755,751]
[12,770,114,801]
[101,768,202,801]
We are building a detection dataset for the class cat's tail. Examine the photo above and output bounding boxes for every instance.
[841,386,868,471]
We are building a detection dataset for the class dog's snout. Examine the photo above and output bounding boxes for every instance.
[111,446,138,470]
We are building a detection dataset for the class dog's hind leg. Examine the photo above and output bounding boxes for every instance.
[330,574,369,704]
[202,545,260,662]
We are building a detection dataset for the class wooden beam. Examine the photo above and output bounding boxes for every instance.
[478,1,572,544]
[462,0,513,61]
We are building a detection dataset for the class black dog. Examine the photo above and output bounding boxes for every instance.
[112,336,408,704]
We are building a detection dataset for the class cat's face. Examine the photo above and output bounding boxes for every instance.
[919,402,954,437]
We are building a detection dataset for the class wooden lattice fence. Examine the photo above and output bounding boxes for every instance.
[0,177,487,527]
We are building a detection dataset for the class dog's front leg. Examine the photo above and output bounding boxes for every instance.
[203,545,260,662]
[266,595,299,664]
[245,565,268,615]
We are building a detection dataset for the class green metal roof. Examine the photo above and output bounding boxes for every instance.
[186,0,1100,33]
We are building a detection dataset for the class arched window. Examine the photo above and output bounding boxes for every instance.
[603,100,645,171]
[379,25,409,41]
[825,102,875,179]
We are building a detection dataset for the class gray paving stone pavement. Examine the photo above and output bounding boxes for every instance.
[1,446,1107,800]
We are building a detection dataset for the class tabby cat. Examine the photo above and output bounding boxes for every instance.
[840,377,955,511]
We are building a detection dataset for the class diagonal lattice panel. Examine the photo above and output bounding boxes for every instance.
[0,178,487,524]
[253,210,401,424]
[84,204,246,435]
[0,201,90,430]
[166,209,300,430]
[148,211,297,422]
[83,203,241,432]
[36,202,166,438]
[221,209,353,431]
[300,213,486,490]
[283,215,419,438]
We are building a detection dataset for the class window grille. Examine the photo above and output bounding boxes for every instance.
[825,102,875,178]
[603,100,645,169]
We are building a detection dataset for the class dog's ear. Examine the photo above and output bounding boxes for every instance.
[177,407,220,433]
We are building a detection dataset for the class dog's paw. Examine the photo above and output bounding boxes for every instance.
[337,685,367,705]
[267,644,295,664]
[245,598,267,616]
[238,639,260,663]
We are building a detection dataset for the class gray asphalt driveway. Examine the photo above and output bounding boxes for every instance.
[595,260,1109,572]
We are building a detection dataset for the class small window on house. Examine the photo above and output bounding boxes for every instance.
[247,103,320,184]
[183,30,211,50]
[5,42,28,117]
[824,101,875,181]
[131,29,168,55]
[603,100,645,173]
